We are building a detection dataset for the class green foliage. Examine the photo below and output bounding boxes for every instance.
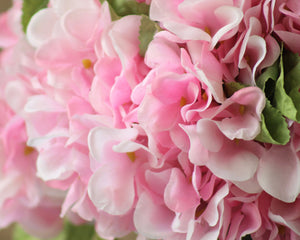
[13,224,66,240]
[21,0,49,33]
[13,222,106,240]
[255,46,300,144]
[64,222,95,240]
[100,0,149,17]
[273,49,298,121]
[223,81,248,98]
[255,100,290,145]
[138,15,160,56]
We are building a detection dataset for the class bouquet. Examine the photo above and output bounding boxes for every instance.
[1,0,300,239]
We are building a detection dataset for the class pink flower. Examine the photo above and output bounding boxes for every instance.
[0,100,64,238]
[88,126,156,215]
[274,0,300,53]
[150,0,243,49]
[201,86,266,140]
[183,118,262,182]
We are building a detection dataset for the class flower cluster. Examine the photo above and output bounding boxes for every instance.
[1,0,300,239]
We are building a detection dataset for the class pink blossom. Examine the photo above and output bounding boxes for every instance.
[201,86,266,140]
[150,0,243,49]
[0,100,64,238]
[183,119,262,182]
[274,0,300,53]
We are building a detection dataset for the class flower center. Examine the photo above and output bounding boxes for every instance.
[180,97,187,107]
[126,152,136,162]
[202,91,208,101]
[204,26,211,36]
[239,105,245,115]
[24,146,35,156]
[82,59,92,69]
[195,200,208,219]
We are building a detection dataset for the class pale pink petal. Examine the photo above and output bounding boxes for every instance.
[63,9,100,43]
[26,9,58,48]
[53,0,99,15]
[36,146,74,181]
[232,175,263,194]
[88,159,135,215]
[145,32,181,69]
[25,95,65,113]
[134,192,175,239]
[211,6,243,49]
[145,169,172,198]
[208,146,259,182]
[88,127,138,163]
[257,145,300,203]
[274,30,300,53]
[195,119,224,153]
[109,15,141,65]
[164,168,199,212]
[181,124,209,166]
[95,211,134,239]
[202,184,229,226]
[259,35,280,70]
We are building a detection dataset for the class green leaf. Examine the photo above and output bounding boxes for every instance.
[13,221,108,240]
[13,225,40,240]
[283,51,300,122]
[64,222,95,240]
[255,100,290,145]
[223,81,248,98]
[13,224,66,240]
[138,15,160,57]
[256,58,279,101]
[21,0,49,33]
[273,49,298,121]
[283,48,300,75]
[105,0,149,17]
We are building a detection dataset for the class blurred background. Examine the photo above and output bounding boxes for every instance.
[0,0,12,13]
[0,2,14,239]
[0,0,20,239]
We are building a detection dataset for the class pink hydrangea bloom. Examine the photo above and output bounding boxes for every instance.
[1,0,300,239]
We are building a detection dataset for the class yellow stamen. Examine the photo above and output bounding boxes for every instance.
[82,59,92,69]
[202,92,208,101]
[239,105,245,116]
[204,26,211,36]
[180,97,187,107]
[245,55,251,65]
[277,224,286,236]
[126,152,136,162]
[234,138,240,145]
[24,146,35,156]
[194,202,207,219]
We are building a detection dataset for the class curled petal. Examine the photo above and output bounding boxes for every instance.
[257,145,300,203]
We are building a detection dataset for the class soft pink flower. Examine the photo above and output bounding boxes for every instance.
[274,0,300,53]
[150,0,243,49]
[0,100,64,238]
[88,126,156,215]
[200,86,266,140]
[183,118,262,182]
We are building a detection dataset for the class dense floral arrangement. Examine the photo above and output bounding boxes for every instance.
[1,0,300,239]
